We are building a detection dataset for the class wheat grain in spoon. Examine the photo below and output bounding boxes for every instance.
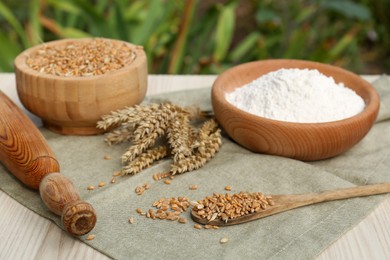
[191,183,390,226]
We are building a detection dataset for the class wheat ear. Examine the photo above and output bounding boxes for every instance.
[166,112,196,162]
[104,124,134,145]
[170,128,222,175]
[122,146,168,175]
[97,103,161,130]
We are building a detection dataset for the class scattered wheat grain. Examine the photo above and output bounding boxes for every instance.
[220,237,228,244]
[194,224,202,229]
[86,234,96,241]
[135,185,145,195]
[112,171,122,177]
[189,185,198,190]
[205,224,213,229]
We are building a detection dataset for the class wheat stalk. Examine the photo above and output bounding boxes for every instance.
[185,106,213,121]
[99,102,222,177]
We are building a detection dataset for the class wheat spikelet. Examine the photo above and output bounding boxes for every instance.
[131,114,168,142]
[121,103,183,162]
[122,146,168,175]
[130,103,185,142]
[97,103,161,130]
[166,112,196,162]
[104,125,134,145]
[195,118,219,142]
[170,129,222,175]
[121,131,161,163]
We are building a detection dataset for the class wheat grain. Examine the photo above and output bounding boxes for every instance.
[26,38,136,77]
[220,237,228,244]
[189,185,198,190]
[192,192,274,222]
[194,224,202,229]
[86,234,96,240]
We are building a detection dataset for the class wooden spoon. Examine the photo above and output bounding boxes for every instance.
[191,183,390,226]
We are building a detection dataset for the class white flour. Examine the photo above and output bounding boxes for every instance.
[226,68,365,123]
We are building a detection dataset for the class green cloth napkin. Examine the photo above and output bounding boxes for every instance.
[1,76,390,260]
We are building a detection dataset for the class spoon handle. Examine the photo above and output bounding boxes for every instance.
[281,183,390,207]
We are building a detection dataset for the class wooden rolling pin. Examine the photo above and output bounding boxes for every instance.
[0,91,96,236]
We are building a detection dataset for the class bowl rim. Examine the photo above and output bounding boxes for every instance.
[14,37,146,81]
[212,59,380,127]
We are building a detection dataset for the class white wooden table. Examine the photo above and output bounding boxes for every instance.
[0,73,389,259]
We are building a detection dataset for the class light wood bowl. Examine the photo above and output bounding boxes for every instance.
[212,59,380,161]
[14,38,147,135]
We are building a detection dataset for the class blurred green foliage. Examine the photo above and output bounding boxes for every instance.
[0,0,389,74]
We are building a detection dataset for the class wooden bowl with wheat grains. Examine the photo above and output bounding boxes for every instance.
[211,59,380,161]
[14,38,147,135]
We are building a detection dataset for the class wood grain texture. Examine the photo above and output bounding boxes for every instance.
[14,38,148,135]
[0,192,109,260]
[0,91,60,189]
[192,183,390,226]
[40,173,97,236]
[0,74,389,259]
[0,90,96,236]
[212,60,380,161]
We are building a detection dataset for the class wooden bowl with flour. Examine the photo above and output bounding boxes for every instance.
[14,38,147,135]
[212,59,380,161]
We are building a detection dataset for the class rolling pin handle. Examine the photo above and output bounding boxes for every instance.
[39,173,96,236]
[0,91,96,236]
